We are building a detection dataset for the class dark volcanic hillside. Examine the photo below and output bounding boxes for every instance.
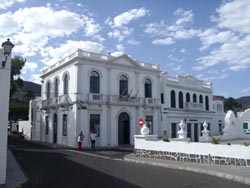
[236,96,250,109]
[11,81,41,102]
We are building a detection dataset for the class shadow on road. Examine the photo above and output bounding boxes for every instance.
[9,136,141,188]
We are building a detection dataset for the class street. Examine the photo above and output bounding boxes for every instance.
[9,136,249,188]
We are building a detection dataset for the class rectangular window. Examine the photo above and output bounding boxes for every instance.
[90,114,100,136]
[146,116,153,134]
[63,114,67,136]
[45,116,49,135]
[161,93,164,104]
[171,123,177,138]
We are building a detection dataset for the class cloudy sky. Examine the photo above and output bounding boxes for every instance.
[0,0,249,98]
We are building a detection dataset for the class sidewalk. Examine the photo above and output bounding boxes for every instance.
[124,153,250,185]
[0,150,27,188]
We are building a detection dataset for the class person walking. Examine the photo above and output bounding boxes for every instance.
[77,131,84,151]
[90,131,96,149]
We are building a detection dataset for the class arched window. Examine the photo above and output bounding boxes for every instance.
[63,73,69,95]
[193,94,197,103]
[46,81,51,99]
[90,71,100,93]
[186,93,190,102]
[205,96,209,111]
[199,95,203,104]
[179,91,183,108]
[54,78,59,97]
[171,90,176,108]
[144,79,152,98]
[119,75,128,96]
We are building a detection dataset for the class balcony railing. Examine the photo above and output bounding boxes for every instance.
[109,95,141,105]
[88,93,104,102]
[144,98,159,106]
[185,102,203,111]
[59,94,71,104]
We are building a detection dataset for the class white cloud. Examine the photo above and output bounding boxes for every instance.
[145,9,200,46]
[127,39,140,45]
[212,0,250,34]
[108,7,149,28]
[199,29,237,51]
[31,74,42,84]
[108,27,133,42]
[196,72,228,82]
[41,40,104,66]
[21,61,38,74]
[0,7,101,59]
[195,0,250,72]
[0,0,26,9]
[110,51,124,57]
[240,86,250,94]
[116,44,125,52]
[174,8,194,25]
[180,49,186,53]
[152,37,175,45]
[107,7,149,42]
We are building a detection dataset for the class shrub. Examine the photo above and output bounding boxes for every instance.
[211,137,220,144]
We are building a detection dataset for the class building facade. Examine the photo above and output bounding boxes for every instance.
[160,73,224,142]
[40,49,161,147]
[36,49,224,148]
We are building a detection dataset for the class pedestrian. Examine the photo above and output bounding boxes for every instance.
[77,131,84,151]
[90,131,96,149]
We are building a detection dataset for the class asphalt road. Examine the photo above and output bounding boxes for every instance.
[9,136,249,188]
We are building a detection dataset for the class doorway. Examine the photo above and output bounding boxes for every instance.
[53,113,57,144]
[118,112,130,145]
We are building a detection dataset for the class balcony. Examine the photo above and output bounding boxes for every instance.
[185,102,203,111]
[108,95,141,106]
[87,93,105,103]
[144,98,159,106]
[58,94,71,105]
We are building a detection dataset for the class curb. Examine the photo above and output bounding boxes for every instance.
[124,154,250,186]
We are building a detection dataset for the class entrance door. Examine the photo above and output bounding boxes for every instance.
[194,123,199,142]
[118,112,130,145]
[187,123,191,140]
[53,114,57,143]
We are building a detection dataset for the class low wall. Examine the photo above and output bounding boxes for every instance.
[18,121,31,140]
[134,135,250,167]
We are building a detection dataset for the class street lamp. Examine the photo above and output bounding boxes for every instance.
[1,38,14,68]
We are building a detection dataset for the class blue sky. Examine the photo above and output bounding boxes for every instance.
[0,0,249,98]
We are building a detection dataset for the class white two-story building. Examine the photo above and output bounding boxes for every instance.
[40,49,161,147]
[33,49,224,148]
[160,73,224,142]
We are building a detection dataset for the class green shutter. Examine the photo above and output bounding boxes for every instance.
[243,122,248,129]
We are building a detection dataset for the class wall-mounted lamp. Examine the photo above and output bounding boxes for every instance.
[1,38,14,68]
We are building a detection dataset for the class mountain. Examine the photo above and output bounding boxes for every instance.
[11,80,41,102]
[236,96,250,109]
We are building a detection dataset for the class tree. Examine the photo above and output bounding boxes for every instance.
[224,97,240,112]
[10,56,26,97]
[9,56,27,120]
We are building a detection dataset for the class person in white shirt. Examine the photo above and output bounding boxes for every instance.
[90,132,96,149]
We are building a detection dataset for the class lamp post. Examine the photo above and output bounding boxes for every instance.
[1,38,14,68]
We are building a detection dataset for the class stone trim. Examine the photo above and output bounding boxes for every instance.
[135,149,250,167]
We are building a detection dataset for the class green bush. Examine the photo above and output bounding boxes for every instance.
[211,137,220,144]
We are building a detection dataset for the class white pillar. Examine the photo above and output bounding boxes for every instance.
[0,49,11,184]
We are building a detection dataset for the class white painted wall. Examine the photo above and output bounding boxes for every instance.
[0,49,11,184]
[135,136,250,159]
[18,121,31,139]
[222,109,250,140]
